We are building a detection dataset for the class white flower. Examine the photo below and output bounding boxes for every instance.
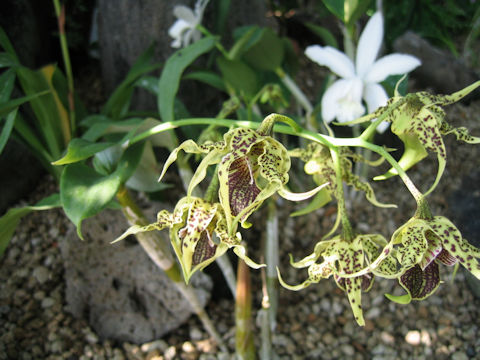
[168,0,209,48]
[305,11,421,133]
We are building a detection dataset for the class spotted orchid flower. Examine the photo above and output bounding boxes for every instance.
[112,196,262,283]
[289,142,394,214]
[305,11,421,132]
[367,80,480,192]
[384,215,480,303]
[278,233,398,326]
[168,0,209,48]
[159,114,328,235]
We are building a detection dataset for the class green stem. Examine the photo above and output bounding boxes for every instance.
[330,148,355,242]
[130,116,422,200]
[53,0,75,138]
[274,67,317,131]
[116,185,226,351]
[235,258,256,359]
[197,25,229,58]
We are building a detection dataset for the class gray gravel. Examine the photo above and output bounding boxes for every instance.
[1,101,480,359]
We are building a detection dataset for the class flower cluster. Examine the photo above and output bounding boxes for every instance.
[115,115,326,281]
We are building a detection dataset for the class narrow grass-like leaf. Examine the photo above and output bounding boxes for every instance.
[183,71,226,92]
[0,108,17,154]
[158,37,217,123]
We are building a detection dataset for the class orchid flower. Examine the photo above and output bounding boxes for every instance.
[159,114,328,235]
[371,81,480,190]
[112,196,262,283]
[305,11,421,132]
[290,142,393,209]
[168,0,209,48]
[387,215,480,303]
[278,233,397,326]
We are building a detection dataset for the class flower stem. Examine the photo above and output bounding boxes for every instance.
[330,148,355,242]
[52,0,75,138]
[274,67,317,131]
[235,258,256,359]
[116,185,226,351]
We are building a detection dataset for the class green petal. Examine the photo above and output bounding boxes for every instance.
[111,209,173,243]
[394,219,429,267]
[232,244,265,269]
[430,216,480,279]
[276,267,313,291]
[159,139,221,182]
[440,121,480,144]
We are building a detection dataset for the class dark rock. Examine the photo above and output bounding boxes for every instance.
[394,32,479,99]
[447,170,480,298]
[60,208,212,343]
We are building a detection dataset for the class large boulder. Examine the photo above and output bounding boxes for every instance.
[60,208,212,343]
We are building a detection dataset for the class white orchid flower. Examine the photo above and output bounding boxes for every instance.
[305,11,421,133]
[168,0,210,48]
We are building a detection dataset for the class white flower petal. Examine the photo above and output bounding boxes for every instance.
[321,79,349,123]
[364,54,421,83]
[173,5,197,24]
[168,19,189,39]
[305,45,355,78]
[363,82,388,113]
[364,83,390,133]
[356,11,384,78]
[322,78,364,123]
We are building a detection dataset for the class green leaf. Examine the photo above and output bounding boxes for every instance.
[0,27,19,64]
[0,90,50,117]
[0,52,18,68]
[158,36,217,123]
[216,56,259,98]
[323,0,344,21]
[228,26,261,60]
[102,45,161,119]
[183,71,226,92]
[60,164,122,239]
[135,75,159,95]
[242,28,285,71]
[0,194,61,256]
[0,108,17,155]
[304,23,338,48]
[52,138,116,165]
[0,68,16,102]
[60,141,145,239]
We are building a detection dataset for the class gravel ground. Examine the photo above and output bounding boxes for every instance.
[1,100,480,360]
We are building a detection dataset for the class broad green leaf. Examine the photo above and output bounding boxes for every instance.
[323,0,344,21]
[0,108,17,155]
[216,56,259,98]
[183,71,226,92]
[242,28,285,71]
[0,194,61,256]
[126,141,171,192]
[60,142,145,238]
[135,75,159,95]
[304,23,338,48]
[52,138,116,165]
[228,26,261,60]
[60,164,123,239]
[0,68,16,101]
[158,36,217,123]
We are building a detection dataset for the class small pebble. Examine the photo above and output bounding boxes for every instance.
[32,266,50,284]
